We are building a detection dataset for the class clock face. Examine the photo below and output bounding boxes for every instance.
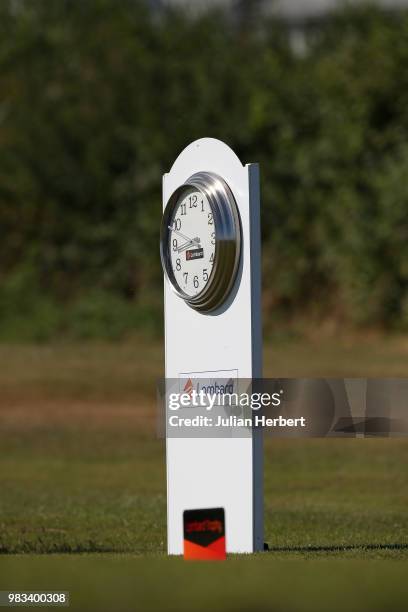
[167,188,216,298]
[161,172,241,312]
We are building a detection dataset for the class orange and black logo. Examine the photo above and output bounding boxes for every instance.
[183,508,226,560]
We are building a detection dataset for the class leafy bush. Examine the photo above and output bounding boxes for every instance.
[0,0,407,337]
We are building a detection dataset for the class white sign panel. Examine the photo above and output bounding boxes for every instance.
[161,138,263,554]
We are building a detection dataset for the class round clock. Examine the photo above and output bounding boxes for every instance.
[160,172,241,312]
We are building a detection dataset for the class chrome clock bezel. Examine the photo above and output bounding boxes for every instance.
[160,171,241,312]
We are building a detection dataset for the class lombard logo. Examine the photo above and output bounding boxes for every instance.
[197,378,235,395]
[179,369,239,407]
[186,247,204,261]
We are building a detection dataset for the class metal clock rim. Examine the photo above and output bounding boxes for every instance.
[160,171,241,312]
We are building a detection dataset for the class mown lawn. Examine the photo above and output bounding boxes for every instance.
[1,554,408,612]
[0,336,407,610]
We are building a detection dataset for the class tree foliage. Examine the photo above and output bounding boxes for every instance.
[0,1,407,338]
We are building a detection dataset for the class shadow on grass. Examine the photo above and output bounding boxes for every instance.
[265,543,408,553]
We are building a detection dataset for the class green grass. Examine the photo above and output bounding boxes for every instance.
[0,431,407,556]
[0,336,407,610]
[1,555,408,611]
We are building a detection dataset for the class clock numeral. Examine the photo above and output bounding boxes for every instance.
[180,203,187,216]
[211,232,215,245]
[208,212,213,225]
[189,195,198,208]
[201,200,204,212]
[183,272,188,284]
[172,238,178,252]
[176,258,181,271]
[210,252,214,264]
[193,275,199,289]
[202,269,209,282]
[173,218,181,231]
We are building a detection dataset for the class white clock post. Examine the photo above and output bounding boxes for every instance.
[161,138,263,554]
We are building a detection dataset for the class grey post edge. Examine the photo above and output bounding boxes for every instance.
[247,163,264,552]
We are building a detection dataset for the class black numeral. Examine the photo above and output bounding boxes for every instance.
[176,258,181,271]
[211,232,215,245]
[183,272,188,284]
[208,212,213,225]
[201,200,204,212]
[180,203,186,216]
[189,195,198,208]
[172,239,178,252]
[193,275,199,289]
[203,269,208,282]
[210,252,214,264]
[174,218,181,231]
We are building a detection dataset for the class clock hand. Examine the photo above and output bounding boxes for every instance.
[167,226,202,255]
[177,239,201,253]
[168,225,201,249]
[168,226,192,243]
[177,241,192,253]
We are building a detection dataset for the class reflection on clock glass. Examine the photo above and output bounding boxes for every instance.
[168,189,216,297]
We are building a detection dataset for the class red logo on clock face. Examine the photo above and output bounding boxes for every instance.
[186,248,204,261]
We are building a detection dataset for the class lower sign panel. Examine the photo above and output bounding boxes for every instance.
[183,508,226,560]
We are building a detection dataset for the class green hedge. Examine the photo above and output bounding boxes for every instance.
[0,1,407,339]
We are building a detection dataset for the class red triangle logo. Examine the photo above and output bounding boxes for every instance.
[183,378,193,397]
